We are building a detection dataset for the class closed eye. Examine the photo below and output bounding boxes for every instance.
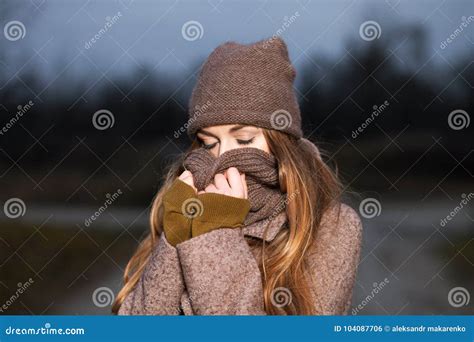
[201,141,218,150]
[237,138,254,145]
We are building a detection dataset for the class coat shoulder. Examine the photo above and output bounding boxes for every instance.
[319,202,363,241]
[308,202,363,265]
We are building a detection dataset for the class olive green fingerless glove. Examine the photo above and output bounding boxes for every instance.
[191,192,250,238]
[162,179,250,247]
[162,179,195,247]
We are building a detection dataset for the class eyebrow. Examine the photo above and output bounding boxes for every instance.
[229,125,253,133]
[197,129,218,138]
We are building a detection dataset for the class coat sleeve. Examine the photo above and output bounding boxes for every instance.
[306,203,363,314]
[176,227,267,315]
[117,232,185,315]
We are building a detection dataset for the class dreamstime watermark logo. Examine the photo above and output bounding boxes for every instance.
[92,286,115,308]
[181,198,204,219]
[359,198,381,219]
[84,12,123,50]
[270,109,292,131]
[5,322,85,335]
[4,20,26,41]
[84,189,122,227]
[352,100,390,139]
[352,278,390,315]
[0,100,35,136]
[92,109,115,130]
[440,16,474,50]
[174,100,211,139]
[359,20,381,41]
[261,11,300,49]
[440,193,474,227]
[181,20,204,41]
[448,287,470,308]
[271,287,292,308]
[0,278,35,313]
[447,109,470,130]
[3,198,26,219]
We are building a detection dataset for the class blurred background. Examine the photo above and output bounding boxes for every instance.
[0,0,472,315]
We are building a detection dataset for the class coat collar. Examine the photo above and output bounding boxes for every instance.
[242,210,287,242]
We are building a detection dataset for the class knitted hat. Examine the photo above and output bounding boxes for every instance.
[187,36,303,138]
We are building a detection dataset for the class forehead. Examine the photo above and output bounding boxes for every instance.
[198,125,260,135]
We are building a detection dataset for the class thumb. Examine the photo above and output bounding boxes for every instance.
[178,170,197,191]
[240,173,248,199]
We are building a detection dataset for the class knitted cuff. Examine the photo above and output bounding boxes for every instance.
[163,179,197,207]
[162,179,196,247]
[191,193,250,238]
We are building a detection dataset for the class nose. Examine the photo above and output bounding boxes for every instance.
[217,140,234,157]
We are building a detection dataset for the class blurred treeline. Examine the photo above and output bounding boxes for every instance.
[0,23,473,205]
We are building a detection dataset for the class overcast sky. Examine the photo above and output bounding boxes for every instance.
[1,0,473,93]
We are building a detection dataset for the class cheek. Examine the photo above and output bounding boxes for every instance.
[253,135,270,153]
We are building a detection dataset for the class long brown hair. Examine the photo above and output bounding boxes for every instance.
[112,129,343,315]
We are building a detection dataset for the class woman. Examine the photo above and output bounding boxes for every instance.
[112,36,363,315]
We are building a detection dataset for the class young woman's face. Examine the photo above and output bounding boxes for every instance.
[196,124,270,157]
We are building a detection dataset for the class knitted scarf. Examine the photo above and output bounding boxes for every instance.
[183,147,287,225]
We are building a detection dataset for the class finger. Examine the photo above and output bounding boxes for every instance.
[214,173,230,192]
[179,170,191,180]
[204,183,220,194]
[241,173,248,199]
[178,170,196,190]
[226,167,245,198]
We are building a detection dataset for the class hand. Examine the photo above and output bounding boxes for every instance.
[198,167,248,199]
[168,168,250,240]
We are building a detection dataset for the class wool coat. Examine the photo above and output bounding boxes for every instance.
[117,203,363,315]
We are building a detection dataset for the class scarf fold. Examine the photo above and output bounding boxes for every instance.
[183,147,287,225]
